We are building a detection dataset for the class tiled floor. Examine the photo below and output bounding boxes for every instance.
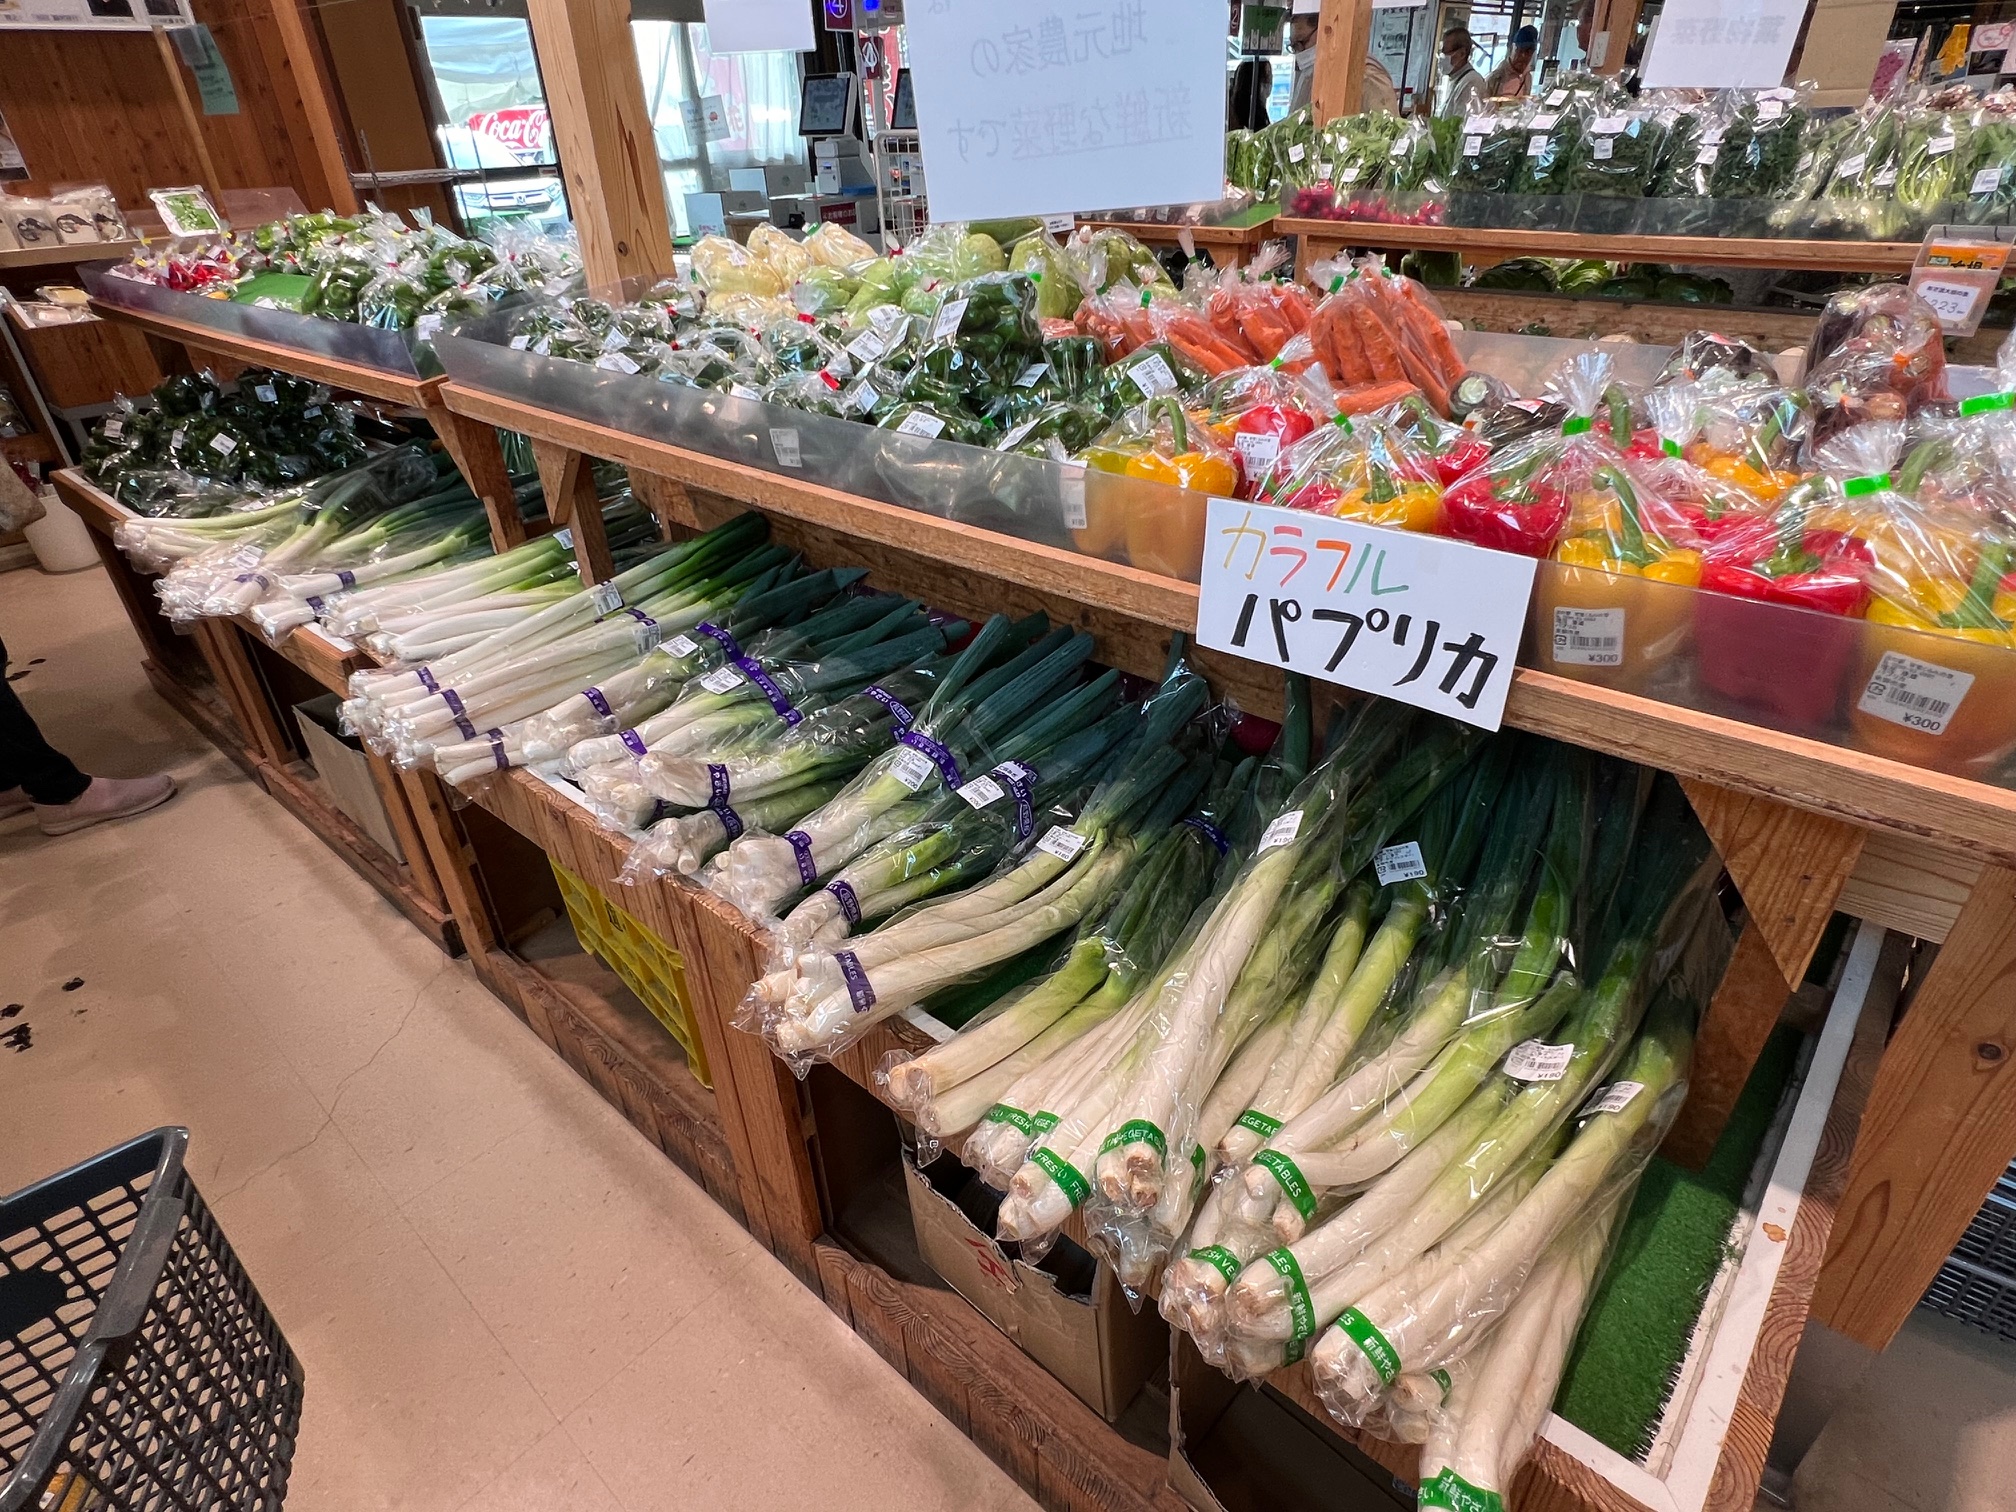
[8,563,2016,1512]
[0,563,1037,1511]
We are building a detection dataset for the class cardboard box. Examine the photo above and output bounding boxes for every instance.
[292,694,406,863]
[903,1154,1164,1422]
[1167,1334,1411,1512]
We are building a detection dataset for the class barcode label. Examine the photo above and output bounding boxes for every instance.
[1505,1040,1574,1082]
[1234,430,1281,479]
[1129,353,1178,397]
[1015,362,1050,388]
[1529,134,1550,158]
[209,432,236,455]
[1592,137,1614,161]
[1463,135,1483,156]
[253,384,277,403]
[930,297,970,342]
[890,747,937,791]
[1061,467,1087,530]
[1757,98,1784,121]
[1552,607,1625,667]
[665,634,699,658]
[1288,143,1306,162]
[770,428,802,468]
[957,775,1006,809]
[854,383,880,413]
[1857,651,1973,736]
[1258,810,1303,853]
[848,329,888,363]
[596,352,641,374]
[1373,841,1428,886]
[1837,152,1867,179]
[1591,1080,1644,1115]
[700,665,745,694]
[1975,166,2006,195]
[895,410,946,439]
[1929,133,1956,157]
[1037,827,1089,862]
[1531,113,1560,131]
[509,334,532,350]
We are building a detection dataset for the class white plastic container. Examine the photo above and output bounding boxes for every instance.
[23,490,97,573]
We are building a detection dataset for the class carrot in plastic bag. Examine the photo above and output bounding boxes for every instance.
[1349,290,1410,384]
[1334,379,1424,415]
[1239,302,1297,362]
[1393,277,1466,384]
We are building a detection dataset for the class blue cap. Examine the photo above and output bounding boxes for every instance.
[1514,25,1539,47]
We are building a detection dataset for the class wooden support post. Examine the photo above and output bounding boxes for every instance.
[1664,922,1795,1169]
[630,470,699,532]
[1814,866,2016,1349]
[397,769,501,957]
[193,621,293,769]
[531,440,615,585]
[1589,0,1645,74]
[423,395,527,549]
[524,0,676,287]
[255,0,362,215]
[1312,0,1375,122]
[154,29,225,202]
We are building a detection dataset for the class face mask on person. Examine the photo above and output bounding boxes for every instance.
[1440,53,1461,74]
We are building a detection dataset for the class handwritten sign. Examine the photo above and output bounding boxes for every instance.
[904,0,1225,223]
[1197,499,1538,731]
[1640,0,1803,89]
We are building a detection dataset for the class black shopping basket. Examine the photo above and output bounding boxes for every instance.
[0,1129,303,1511]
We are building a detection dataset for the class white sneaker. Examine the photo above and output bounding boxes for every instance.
[35,774,177,836]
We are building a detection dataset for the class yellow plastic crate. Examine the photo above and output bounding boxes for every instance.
[549,861,710,1088]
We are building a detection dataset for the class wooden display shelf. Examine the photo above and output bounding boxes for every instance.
[1,431,59,465]
[49,466,461,956]
[1278,217,1920,277]
[0,239,141,273]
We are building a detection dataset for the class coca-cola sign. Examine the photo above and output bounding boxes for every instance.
[467,105,551,160]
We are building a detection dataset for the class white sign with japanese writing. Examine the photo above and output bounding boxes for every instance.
[904,0,1224,222]
[1640,0,1804,89]
[703,0,815,54]
[1197,499,1538,732]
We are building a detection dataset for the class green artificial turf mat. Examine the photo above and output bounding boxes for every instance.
[1554,1023,1805,1459]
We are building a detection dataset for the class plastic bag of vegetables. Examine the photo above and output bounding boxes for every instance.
[1077,397,1239,576]
[1894,85,1978,218]
[1708,87,1809,201]
[1451,104,1531,197]
[1251,410,1444,531]
[904,221,1009,284]
[1958,90,2016,225]
[801,220,877,270]
[691,234,788,298]
[1802,283,1949,446]
[1567,107,1661,196]
[1513,97,1588,197]
[1009,234,1086,322]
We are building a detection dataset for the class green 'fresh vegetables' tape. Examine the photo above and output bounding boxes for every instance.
[1188,1245,1245,1284]
[1029,1146,1091,1208]
[1336,1306,1402,1385]
[984,1104,1033,1135]
[1562,416,1594,435]
[1263,1247,1316,1342]
[1253,1148,1319,1220]
[1661,438,1682,457]
[1432,1368,1452,1398]
[1031,1110,1061,1135]
[1102,1118,1168,1157]
[1960,391,2016,416]
[1236,1108,1284,1139]
[1419,1466,1504,1512]
[1843,473,1892,497]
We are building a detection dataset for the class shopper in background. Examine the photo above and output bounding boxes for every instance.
[1434,27,1487,117]
[1362,54,1399,115]
[1287,6,1321,112]
[1487,24,1541,99]
[1228,0,1273,131]
[0,637,176,836]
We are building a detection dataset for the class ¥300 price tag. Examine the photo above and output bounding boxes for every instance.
[1197,499,1538,731]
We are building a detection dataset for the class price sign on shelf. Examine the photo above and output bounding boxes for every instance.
[1197,499,1538,731]
[1910,236,2012,337]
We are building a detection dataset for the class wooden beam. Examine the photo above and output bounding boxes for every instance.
[154,28,225,201]
[253,0,362,215]
[1663,921,1795,1170]
[422,398,527,549]
[1814,866,2016,1348]
[1312,0,1375,122]
[1680,780,1866,987]
[530,439,615,585]
[524,0,676,286]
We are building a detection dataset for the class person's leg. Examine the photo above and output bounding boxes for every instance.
[0,632,175,834]
[0,633,90,806]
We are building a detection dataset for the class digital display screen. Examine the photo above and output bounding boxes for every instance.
[799,73,856,137]
[889,69,917,131]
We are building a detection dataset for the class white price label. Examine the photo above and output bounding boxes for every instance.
[1042,213,1076,233]
[1198,498,1537,731]
[1857,651,1975,736]
[1462,115,1492,135]
[103,419,124,439]
[416,313,444,340]
[1695,144,1720,166]
[553,528,573,550]
[1874,166,1898,189]
[1592,138,1614,161]
[854,383,881,414]
[170,428,186,451]
[1591,1081,1644,1115]
[825,352,855,381]
[1974,166,2006,196]
[1015,362,1050,388]
[890,746,938,791]
[729,383,762,401]
[601,328,630,353]
[868,304,910,335]
[770,428,802,468]
[1036,826,1089,862]
[1340,164,1362,185]
[666,634,700,658]
[1929,134,1956,157]
[1837,152,1867,180]
[847,329,889,364]
[699,665,746,694]
[1288,143,1306,163]
[208,432,236,456]
[509,334,533,350]
[1757,98,1785,121]
[895,410,947,439]
[1000,418,1039,449]
[1591,116,1628,134]
[1546,88,1569,106]
[1505,1040,1575,1083]
[1552,607,1625,667]
[590,581,624,614]
[1463,135,1484,156]
[596,352,641,374]
[1234,430,1281,480]
[957,775,1006,809]
[1316,161,1333,182]
[1529,134,1551,158]
[1702,126,1726,146]
[253,383,277,403]
[1913,278,1984,329]
[1061,466,1088,531]
[1258,810,1303,853]
[1128,352,1178,398]
[633,619,665,654]
[930,297,970,342]
[1373,841,1428,886]
[1531,113,1560,131]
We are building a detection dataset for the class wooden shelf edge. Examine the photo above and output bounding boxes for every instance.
[1276,216,1919,274]
[0,239,140,272]
[438,382,2016,866]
